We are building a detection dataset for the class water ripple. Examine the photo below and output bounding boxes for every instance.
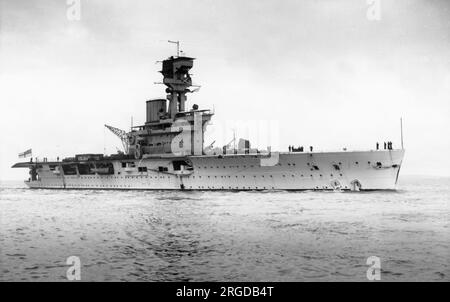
[0,176,449,281]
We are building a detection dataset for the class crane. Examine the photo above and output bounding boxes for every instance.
[104,124,129,154]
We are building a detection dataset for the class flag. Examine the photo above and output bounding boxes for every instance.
[19,149,32,158]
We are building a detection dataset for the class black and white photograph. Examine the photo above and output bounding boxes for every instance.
[0,0,449,289]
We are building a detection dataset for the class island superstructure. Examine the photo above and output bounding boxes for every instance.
[12,52,405,191]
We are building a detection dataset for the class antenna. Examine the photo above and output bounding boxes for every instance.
[233,128,236,151]
[168,40,180,57]
[103,126,106,155]
[400,117,404,150]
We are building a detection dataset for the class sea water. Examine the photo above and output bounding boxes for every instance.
[0,176,449,281]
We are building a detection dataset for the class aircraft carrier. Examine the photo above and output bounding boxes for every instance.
[12,49,405,191]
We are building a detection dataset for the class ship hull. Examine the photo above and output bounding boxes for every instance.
[19,149,405,191]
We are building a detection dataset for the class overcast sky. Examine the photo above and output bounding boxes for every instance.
[1,0,449,180]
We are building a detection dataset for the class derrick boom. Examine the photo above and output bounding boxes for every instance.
[105,124,129,154]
